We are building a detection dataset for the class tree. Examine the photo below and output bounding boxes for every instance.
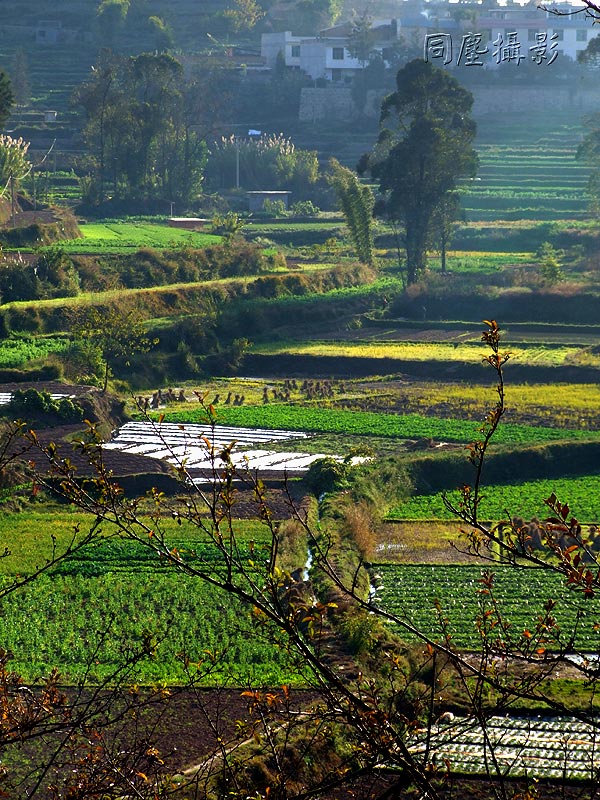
[359,59,478,285]
[0,71,14,130]
[95,0,129,48]
[11,49,30,109]
[346,10,377,67]
[577,33,600,67]
[293,0,342,32]
[329,158,375,266]
[429,190,464,274]
[69,306,157,391]
[223,0,265,32]
[73,52,207,207]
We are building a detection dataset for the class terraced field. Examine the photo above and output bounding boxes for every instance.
[461,113,589,222]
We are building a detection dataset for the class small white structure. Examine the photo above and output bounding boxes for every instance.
[247,191,291,213]
[168,217,210,230]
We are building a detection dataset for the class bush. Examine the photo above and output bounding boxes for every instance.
[7,389,84,421]
[290,200,320,217]
[304,457,351,496]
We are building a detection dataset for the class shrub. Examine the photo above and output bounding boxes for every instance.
[304,457,350,496]
[7,389,84,421]
[290,200,320,217]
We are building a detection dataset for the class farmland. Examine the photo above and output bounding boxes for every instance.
[0,510,303,684]
[251,339,586,368]
[389,474,600,522]
[55,221,223,254]
[460,113,589,222]
[161,404,600,446]
[1,78,600,795]
[373,563,600,651]
[0,335,69,367]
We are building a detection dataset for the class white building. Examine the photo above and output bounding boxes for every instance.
[261,7,598,84]
[261,17,443,83]
[262,29,363,83]
[476,5,596,63]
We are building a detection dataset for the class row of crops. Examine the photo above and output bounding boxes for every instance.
[0,571,299,684]
[461,113,590,221]
[0,512,300,684]
[0,336,69,368]
[373,563,600,651]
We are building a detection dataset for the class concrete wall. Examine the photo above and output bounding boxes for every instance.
[471,85,600,114]
[299,87,357,121]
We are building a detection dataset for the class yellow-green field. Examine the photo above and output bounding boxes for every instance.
[252,340,584,367]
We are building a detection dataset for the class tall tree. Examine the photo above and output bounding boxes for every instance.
[0,70,14,130]
[359,59,477,285]
[10,49,30,109]
[429,190,464,274]
[73,52,207,207]
[346,10,377,67]
[329,158,375,266]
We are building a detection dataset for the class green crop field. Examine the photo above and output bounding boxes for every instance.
[0,511,301,684]
[460,112,591,222]
[57,222,222,253]
[374,563,600,651]
[0,336,69,368]
[389,474,600,522]
[0,572,298,684]
[161,405,600,446]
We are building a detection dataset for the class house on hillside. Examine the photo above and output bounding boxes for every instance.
[261,14,458,83]
[262,3,600,81]
[476,5,597,63]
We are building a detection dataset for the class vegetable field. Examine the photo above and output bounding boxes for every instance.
[461,113,589,222]
[374,563,600,651]
[413,716,600,781]
[0,572,299,684]
[163,406,600,446]
[0,336,69,368]
[0,512,300,684]
[59,222,222,253]
[389,474,600,522]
